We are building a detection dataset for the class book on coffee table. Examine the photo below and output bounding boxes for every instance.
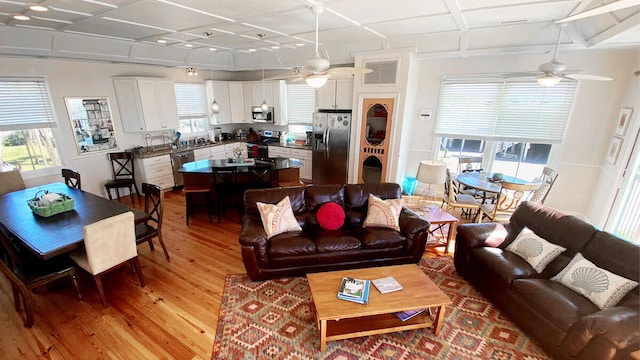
[394,308,426,321]
[372,276,403,294]
[337,277,371,304]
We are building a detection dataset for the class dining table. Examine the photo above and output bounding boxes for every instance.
[456,172,531,195]
[0,182,149,260]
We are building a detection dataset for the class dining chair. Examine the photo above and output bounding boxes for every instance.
[246,164,272,190]
[0,169,26,196]
[441,169,481,220]
[0,230,81,327]
[61,168,81,189]
[212,166,242,223]
[529,167,558,205]
[135,183,169,261]
[70,211,144,308]
[184,178,213,225]
[457,156,483,174]
[478,181,542,223]
[104,151,140,202]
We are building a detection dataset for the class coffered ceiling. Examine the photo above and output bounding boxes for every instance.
[1,0,639,71]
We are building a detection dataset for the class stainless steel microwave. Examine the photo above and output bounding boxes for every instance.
[251,106,274,123]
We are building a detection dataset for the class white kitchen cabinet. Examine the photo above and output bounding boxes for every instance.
[316,79,353,110]
[228,83,247,123]
[290,148,312,181]
[193,147,211,161]
[210,144,226,159]
[136,155,174,190]
[268,145,291,158]
[113,77,179,132]
[205,80,232,124]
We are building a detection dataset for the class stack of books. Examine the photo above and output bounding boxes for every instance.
[337,277,371,304]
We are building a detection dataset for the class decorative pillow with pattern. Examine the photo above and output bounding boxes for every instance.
[551,253,639,310]
[256,196,302,239]
[363,194,403,232]
[505,227,566,273]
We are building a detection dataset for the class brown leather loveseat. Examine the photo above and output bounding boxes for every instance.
[454,201,639,360]
[239,183,430,281]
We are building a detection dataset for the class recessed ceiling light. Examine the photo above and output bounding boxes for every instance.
[271,46,280,49]
[209,48,217,51]
[30,5,48,12]
[296,43,304,47]
[157,39,167,44]
[13,14,30,20]
[248,48,256,52]
[185,44,194,47]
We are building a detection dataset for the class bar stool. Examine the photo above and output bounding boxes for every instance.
[184,181,213,225]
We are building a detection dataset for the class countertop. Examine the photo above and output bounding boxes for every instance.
[132,140,244,159]
[268,143,313,150]
[178,157,302,174]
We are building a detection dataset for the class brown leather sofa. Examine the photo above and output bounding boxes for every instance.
[239,183,430,281]
[454,201,639,360]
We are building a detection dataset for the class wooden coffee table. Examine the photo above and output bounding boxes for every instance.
[306,264,452,351]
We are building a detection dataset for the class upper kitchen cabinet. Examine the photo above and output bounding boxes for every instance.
[205,80,233,124]
[316,79,353,110]
[229,82,247,124]
[243,81,287,125]
[113,77,179,132]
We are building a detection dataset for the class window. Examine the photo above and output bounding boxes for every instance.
[286,84,316,125]
[435,78,576,179]
[174,83,207,134]
[0,77,61,172]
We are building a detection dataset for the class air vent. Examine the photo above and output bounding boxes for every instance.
[363,59,398,85]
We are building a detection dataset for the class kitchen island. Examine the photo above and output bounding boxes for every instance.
[178,157,303,188]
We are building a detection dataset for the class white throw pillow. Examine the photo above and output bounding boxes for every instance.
[256,196,302,239]
[505,227,566,273]
[551,253,639,310]
[363,194,403,232]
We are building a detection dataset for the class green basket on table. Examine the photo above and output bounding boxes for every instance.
[27,190,75,217]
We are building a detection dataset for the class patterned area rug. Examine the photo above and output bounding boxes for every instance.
[212,256,550,359]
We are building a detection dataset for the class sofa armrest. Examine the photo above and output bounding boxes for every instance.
[239,215,268,247]
[239,215,271,277]
[562,306,640,357]
[454,222,509,277]
[399,207,430,260]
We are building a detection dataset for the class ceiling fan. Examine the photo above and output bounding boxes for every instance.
[504,24,612,86]
[555,0,640,23]
[271,4,372,88]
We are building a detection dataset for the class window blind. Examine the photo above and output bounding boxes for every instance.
[435,78,577,144]
[286,84,316,124]
[174,83,207,120]
[0,77,57,130]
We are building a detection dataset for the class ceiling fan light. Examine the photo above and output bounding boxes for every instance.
[537,74,561,87]
[305,75,328,88]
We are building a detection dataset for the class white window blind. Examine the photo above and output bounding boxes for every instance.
[0,77,57,130]
[174,83,207,120]
[435,78,577,144]
[286,84,316,124]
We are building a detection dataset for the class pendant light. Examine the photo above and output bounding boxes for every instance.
[258,34,269,111]
[210,68,219,114]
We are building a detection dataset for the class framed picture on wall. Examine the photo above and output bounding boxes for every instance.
[64,97,119,155]
[605,137,623,165]
[614,108,633,137]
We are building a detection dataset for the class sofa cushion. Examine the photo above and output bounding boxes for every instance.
[317,202,345,230]
[268,232,316,257]
[506,227,566,273]
[363,194,403,231]
[511,278,599,331]
[469,247,538,287]
[552,253,639,310]
[257,196,303,239]
[354,227,407,249]
[314,230,361,253]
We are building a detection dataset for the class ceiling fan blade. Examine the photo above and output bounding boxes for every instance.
[328,73,355,80]
[503,71,543,78]
[328,67,373,75]
[264,73,302,81]
[555,0,640,23]
[568,73,613,81]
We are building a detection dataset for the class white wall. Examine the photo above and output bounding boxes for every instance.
[404,49,637,220]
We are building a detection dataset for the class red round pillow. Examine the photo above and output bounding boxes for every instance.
[317,202,345,230]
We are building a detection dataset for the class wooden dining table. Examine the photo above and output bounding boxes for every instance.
[456,172,531,194]
[0,182,149,260]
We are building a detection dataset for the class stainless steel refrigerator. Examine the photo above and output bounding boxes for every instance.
[312,111,351,185]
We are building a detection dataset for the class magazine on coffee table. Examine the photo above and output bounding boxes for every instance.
[337,277,371,304]
[394,308,426,321]
[371,276,403,294]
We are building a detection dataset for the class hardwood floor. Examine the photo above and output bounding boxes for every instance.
[0,191,465,359]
